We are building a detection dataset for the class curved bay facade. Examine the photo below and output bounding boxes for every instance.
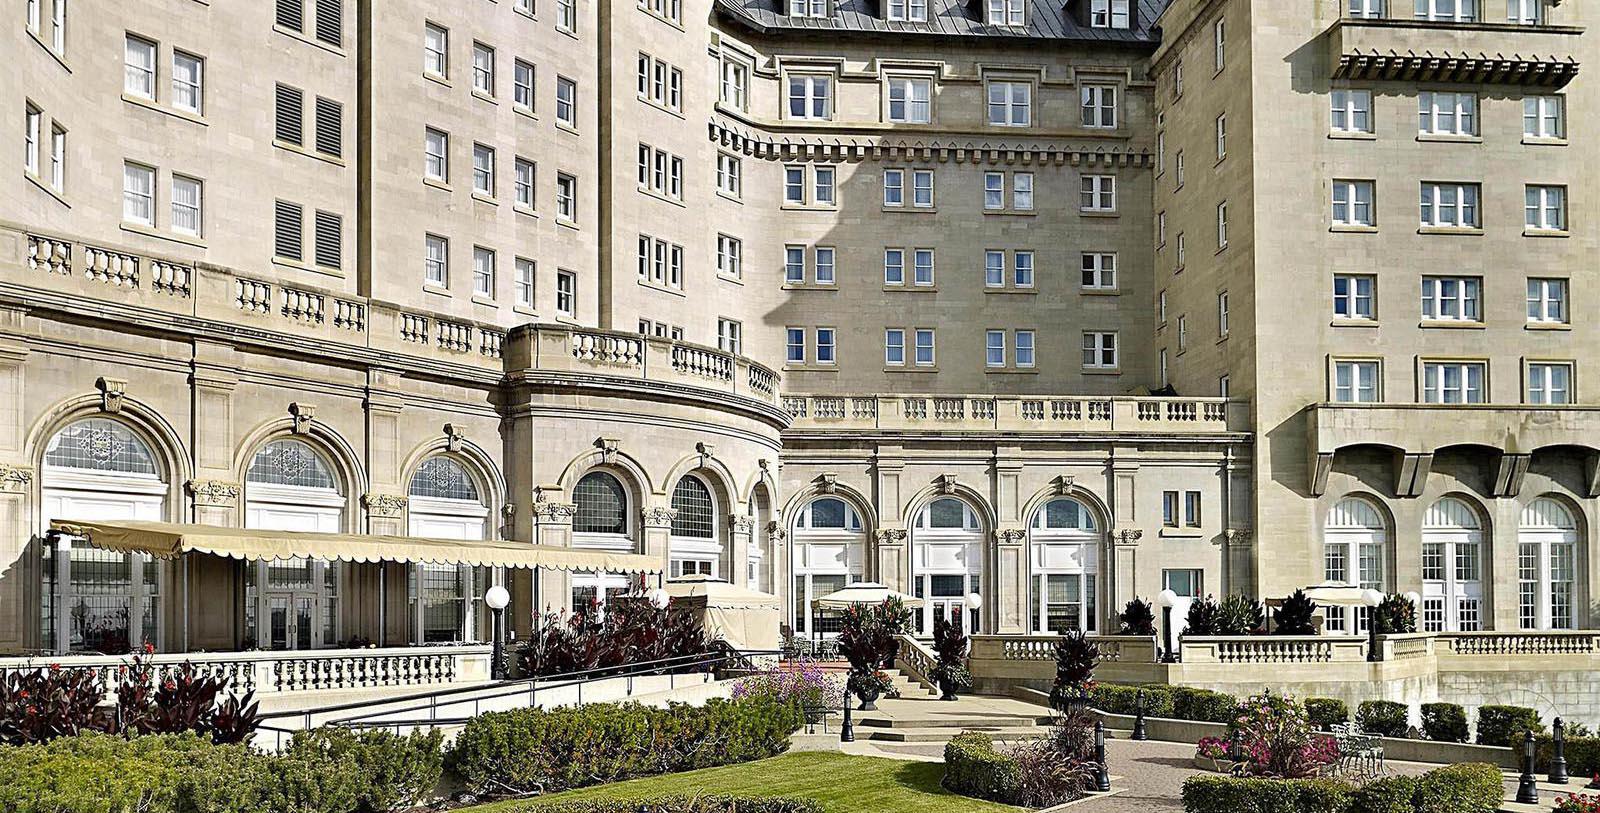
[0,0,1593,653]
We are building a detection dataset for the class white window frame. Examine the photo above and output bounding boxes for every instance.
[471,143,495,195]
[913,329,935,366]
[1089,0,1130,28]
[1080,175,1116,212]
[424,234,448,286]
[1334,274,1376,320]
[1331,89,1373,134]
[1081,332,1118,370]
[885,329,906,366]
[1524,96,1565,139]
[514,257,535,307]
[1421,276,1481,322]
[556,173,577,222]
[1419,182,1480,228]
[513,60,535,112]
[717,153,742,198]
[471,42,495,96]
[472,246,495,298]
[886,76,932,124]
[514,158,535,209]
[986,81,1031,126]
[424,128,448,181]
[1080,84,1117,129]
[1526,278,1567,324]
[555,77,577,127]
[1332,179,1375,227]
[1525,185,1566,232]
[1423,361,1487,404]
[1417,91,1477,136]
[986,0,1024,25]
[122,161,155,226]
[423,23,448,78]
[1527,362,1571,405]
[787,74,832,121]
[985,330,1006,368]
[172,50,203,114]
[124,34,157,101]
[1081,252,1116,290]
[717,234,742,279]
[170,174,202,236]
[1333,360,1380,403]
[556,269,576,316]
[815,327,836,365]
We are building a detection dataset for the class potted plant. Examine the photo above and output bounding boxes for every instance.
[1119,598,1157,635]
[838,602,904,710]
[929,615,971,701]
[847,670,896,711]
[1049,629,1098,712]
[1272,589,1318,635]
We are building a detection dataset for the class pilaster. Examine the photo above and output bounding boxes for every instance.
[995,527,1028,633]
[875,528,907,592]
[729,514,754,586]
[363,492,409,536]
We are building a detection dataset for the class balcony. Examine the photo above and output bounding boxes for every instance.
[1326,13,1582,87]
[782,394,1249,435]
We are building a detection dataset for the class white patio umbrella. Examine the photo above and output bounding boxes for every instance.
[810,581,925,610]
[1301,582,1371,606]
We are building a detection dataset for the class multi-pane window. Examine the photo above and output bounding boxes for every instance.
[717,318,743,355]
[786,246,806,285]
[1214,18,1225,71]
[782,165,835,207]
[556,270,576,316]
[636,235,683,289]
[1526,278,1567,323]
[1524,96,1565,139]
[472,144,494,195]
[984,251,1004,288]
[1081,253,1116,290]
[1014,251,1034,287]
[884,329,907,366]
[720,59,749,109]
[424,128,448,181]
[124,35,156,100]
[787,0,829,16]
[914,329,935,366]
[555,77,577,127]
[556,0,576,32]
[1525,185,1566,231]
[786,328,805,363]
[472,246,495,297]
[1333,360,1380,403]
[1013,172,1033,210]
[637,54,683,111]
[1080,85,1116,128]
[170,175,202,236]
[1016,331,1035,367]
[1416,0,1477,21]
[172,51,203,114]
[515,0,534,15]
[1080,175,1116,212]
[48,124,65,191]
[1421,276,1481,321]
[515,258,535,307]
[1528,363,1572,405]
[1217,291,1230,337]
[913,249,934,285]
[984,172,1004,210]
[987,81,1031,126]
[424,234,447,286]
[1176,233,1186,267]
[986,330,1006,367]
[556,173,576,221]
[1423,361,1486,404]
[1161,491,1201,528]
[717,235,742,278]
[1174,151,1185,188]
[1334,274,1376,320]
[815,247,835,284]
[886,0,928,22]
[1348,0,1382,17]
[787,75,831,120]
[514,158,535,208]
[513,60,535,111]
[1081,332,1118,369]
[1508,0,1540,23]
[1332,179,1375,226]
[1420,182,1478,228]
[1418,91,1477,136]
[122,162,155,226]
[423,23,448,77]
[884,169,905,206]
[883,248,904,285]
[1215,114,1227,159]
[986,0,1023,25]
[1089,0,1130,27]
[472,43,494,96]
[717,153,742,198]
[1178,315,1188,351]
[815,328,836,364]
[23,105,40,176]
[784,166,804,205]
[1330,89,1373,133]
[814,166,835,206]
[636,144,683,200]
[887,77,932,124]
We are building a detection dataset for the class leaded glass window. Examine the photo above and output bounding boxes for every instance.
[409,457,479,501]
[574,471,628,535]
[247,439,336,489]
[670,476,714,538]
[44,419,158,475]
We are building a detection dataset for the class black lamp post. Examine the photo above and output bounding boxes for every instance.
[1361,589,1384,663]
[1132,689,1149,741]
[1551,718,1570,785]
[1157,589,1179,663]
[840,684,855,743]
[1516,729,1540,804]
[485,585,510,681]
[1093,721,1111,792]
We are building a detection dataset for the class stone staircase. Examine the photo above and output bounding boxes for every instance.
[883,668,940,699]
[854,691,1056,744]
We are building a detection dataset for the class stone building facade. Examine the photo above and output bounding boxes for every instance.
[0,0,1590,654]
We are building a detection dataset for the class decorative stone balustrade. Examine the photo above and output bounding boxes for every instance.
[1180,636,1368,665]
[785,394,1248,434]
[672,344,734,382]
[895,634,939,689]
[332,298,366,331]
[400,313,429,344]
[83,246,140,288]
[1440,631,1600,656]
[436,319,473,353]
[281,287,326,324]
[149,260,191,297]
[236,278,273,314]
[26,233,71,274]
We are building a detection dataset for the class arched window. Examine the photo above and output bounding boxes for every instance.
[1519,498,1579,630]
[911,497,984,634]
[1323,496,1388,634]
[244,438,344,650]
[407,456,489,644]
[573,471,629,537]
[790,496,868,636]
[1029,498,1100,634]
[409,456,479,502]
[669,475,720,577]
[41,418,166,654]
[1420,497,1483,632]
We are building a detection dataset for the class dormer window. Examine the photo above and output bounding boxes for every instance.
[887,0,928,21]
[987,0,1025,26]
[1090,0,1130,28]
[788,0,829,17]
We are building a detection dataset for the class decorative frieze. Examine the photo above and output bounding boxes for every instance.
[363,493,409,518]
[532,501,577,522]
[876,528,908,545]
[187,479,241,507]
[0,464,33,494]
[995,528,1027,545]
[642,506,678,527]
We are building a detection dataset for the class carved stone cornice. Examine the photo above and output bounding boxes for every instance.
[1115,528,1144,546]
[642,506,678,527]
[362,492,409,518]
[876,528,908,545]
[532,501,577,522]
[186,479,241,506]
[995,528,1027,545]
[0,463,33,494]
[730,514,756,534]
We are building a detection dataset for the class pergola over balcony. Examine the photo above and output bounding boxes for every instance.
[1326,15,1582,88]
[1307,403,1600,498]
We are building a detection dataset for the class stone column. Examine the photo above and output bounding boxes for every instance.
[875,529,907,592]
[0,462,34,653]
[532,500,576,619]
[729,514,754,586]
[995,528,1028,634]
[767,521,788,603]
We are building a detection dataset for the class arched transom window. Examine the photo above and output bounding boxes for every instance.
[1420,496,1483,632]
[409,456,479,502]
[247,439,337,490]
[1323,496,1388,634]
[1029,498,1099,634]
[574,471,629,536]
[671,476,715,538]
[1519,497,1580,631]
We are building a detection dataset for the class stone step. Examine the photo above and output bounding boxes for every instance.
[857,713,1053,729]
[867,725,1050,743]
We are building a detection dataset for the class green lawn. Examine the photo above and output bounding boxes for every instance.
[464,752,1022,813]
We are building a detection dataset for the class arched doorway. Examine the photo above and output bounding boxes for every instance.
[570,470,640,612]
[789,496,865,637]
[1028,497,1100,634]
[242,438,344,650]
[669,474,722,578]
[1519,497,1579,630]
[1323,496,1387,634]
[407,456,488,642]
[1420,496,1483,632]
[40,418,167,653]
[911,497,983,635]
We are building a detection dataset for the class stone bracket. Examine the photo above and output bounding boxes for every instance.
[1394,452,1433,498]
[1492,453,1532,498]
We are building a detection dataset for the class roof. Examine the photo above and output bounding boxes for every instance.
[715,0,1170,42]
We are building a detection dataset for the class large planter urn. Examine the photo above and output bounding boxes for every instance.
[938,675,959,701]
[856,683,881,711]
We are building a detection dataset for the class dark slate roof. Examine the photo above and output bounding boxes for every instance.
[715,0,1170,43]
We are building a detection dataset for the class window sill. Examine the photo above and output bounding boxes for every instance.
[983,209,1038,217]
[883,285,938,293]
[471,295,498,307]
[25,174,69,207]
[273,139,348,168]
[121,94,208,126]
[986,367,1039,375]
[1082,368,1123,376]
[1081,288,1120,296]
[638,188,686,208]
[716,190,744,205]
[1526,322,1572,331]
[1217,334,1230,345]
[1331,318,1379,328]
[716,273,744,286]
[638,98,687,120]
[1079,210,1120,218]
[1159,529,1205,539]
[786,365,840,373]
[1416,133,1482,144]
[637,279,687,297]
[1522,136,1568,147]
[1418,320,1485,329]
[884,365,939,373]
[1330,224,1378,234]
[1524,228,1569,238]
[514,106,538,122]
[555,122,580,136]
[472,192,499,206]
[514,204,539,219]
[120,222,206,249]
[423,284,452,298]
[29,31,71,72]
[513,304,539,318]
[472,90,499,106]
[781,203,840,213]
[782,283,838,292]
[556,217,580,231]
[1417,226,1483,236]
[272,24,347,58]
[884,205,938,214]
[1328,131,1377,141]
[423,177,452,192]
[423,73,452,89]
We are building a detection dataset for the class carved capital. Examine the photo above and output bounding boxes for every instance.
[362,492,409,518]
[876,528,908,545]
[730,514,756,534]
[96,377,128,414]
[995,528,1027,545]
[186,479,241,507]
[642,506,678,528]
[532,501,577,522]
[0,463,34,494]
[935,473,958,495]
[289,402,317,435]
[1116,528,1144,546]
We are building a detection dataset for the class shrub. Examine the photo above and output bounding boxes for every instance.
[1120,598,1157,635]
[1217,595,1265,636]
[732,661,846,712]
[1477,704,1543,746]
[1537,733,1600,777]
[1355,700,1409,738]
[0,665,107,745]
[516,798,823,813]
[928,614,971,695]
[1413,763,1503,813]
[515,594,715,678]
[1228,692,1337,778]
[1304,698,1349,730]
[445,696,803,797]
[286,727,443,813]
[1049,629,1098,710]
[1185,596,1223,636]
[1180,775,1352,813]
[1348,775,1419,813]
[115,655,261,744]
[1375,594,1417,634]
[1419,702,1468,743]
[1091,683,1174,718]
[1008,736,1095,808]
[942,732,1021,804]
[1273,590,1318,635]
[1172,686,1240,723]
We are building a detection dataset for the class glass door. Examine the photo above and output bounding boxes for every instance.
[266,591,317,650]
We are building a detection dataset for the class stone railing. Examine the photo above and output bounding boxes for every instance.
[0,645,493,696]
[895,633,939,690]
[504,324,782,408]
[1439,631,1600,657]
[784,394,1247,434]
[968,634,1157,664]
[1180,636,1369,665]
[1382,632,1435,661]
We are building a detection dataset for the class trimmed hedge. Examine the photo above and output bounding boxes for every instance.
[1173,687,1242,724]
[286,727,444,813]
[1537,733,1600,776]
[1091,683,1175,718]
[508,797,822,813]
[1418,703,1468,744]
[1305,698,1349,731]
[1412,763,1503,813]
[1347,776,1417,813]
[942,732,1020,804]
[1476,705,1543,747]
[1180,775,1352,813]
[1356,701,1409,738]
[1181,764,1502,813]
[446,696,803,797]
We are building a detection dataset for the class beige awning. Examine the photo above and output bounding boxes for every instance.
[49,519,664,573]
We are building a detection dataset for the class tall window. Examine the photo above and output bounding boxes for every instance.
[472,42,495,95]
[1030,498,1099,634]
[815,328,836,365]
[122,162,155,226]
[49,124,65,191]
[408,457,486,643]
[717,235,742,279]
[887,77,931,124]
[912,498,984,634]
[791,498,865,636]
[172,51,203,114]
[514,257,534,306]
[243,438,343,650]
[472,144,494,195]
[555,77,576,127]
[914,329,935,366]
[717,153,742,198]
[1519,498,1577,630]
[423,128,447,181]
[885,329,905,365]
[515,158,535,209]
[985,330,1006,367]
[670,476,719,577]
[574,471,631,541]
[472,246,494,297]
[1420,497,1483,632]
[556,173,576,221]
[170,175,202,236]
[513,60,535,111]
[1323,497,1386,634]
[718,318,743,354]
[720,59,749,109]
[423,23,448,77]
[556,269,576,316]
[24,105,41,176]
[124,35,156,100]
[424,234,447,286]
[786,328,805,364]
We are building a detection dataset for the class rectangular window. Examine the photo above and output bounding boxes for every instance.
[555,77,576,127]
[1416,0,1477,22]
[1214,18,1225,71]
[1176,233,1186,267]
[987,81,1031,126]
[276,0,302,31]
[1423,361,1487,404]
[1528,363,1572,405]
[1014,251,1034,288]
[914,329,935,366]
[472,43,495,96]
[424,234,447,285]
[1525,185,1566,231]
[885,329,905,365]
[122,161,155,226]
[718,319,743,355]
[883,169,904,206]
[986,0,1023,25]
[887,77,931,124]
[985,330,1006,368]
[913,249,934,285]
[514,158,535,208]
[170,175,202,236]
[814,166,835,206]
[883,249,905,285]
[721,59,749,109]
[314,0,342,46]
[1082,332,1118,369]
[314,97,342,158]
[1348,0,1383,17]
[1081,253,1116,289]
[815,328,836,365]
[1080,175,1116,212]
[886,0,929,21]
[1421,276,1481,321]
[1217,201,1229,247]
[1217,291,1230,337]
[787,0,829,16]
[472,144,494,195]
[513,60,535,111]
[1526,278,1567,324]
[1418,91,1477,136]
[313,210,341,269]
[1184,491,1202,528]
[424,23,448,77]
[556,173,576,221]
[1013,172,1033,210]
[49,124,64,191]
[786,245,806,284]
[786,328,805,363]
[424,128,448,181]
[1333,274,1376,320]
[782,166,807,205]
[913,169,935,207]
[274,200,303,260]
[516,0,534,15]
[1162,491,1179,528]
[472,246,495,297]
[984,172,1004,210]
[172,51,203,114]
[1524,96,1565,139]
[1332,179,1375,226]
[1216,114,1227,159]
[787,74,831,120]
[1175,151,1185,188]
[1508,0,1540,24]
[557,0,576,31]
[274,83,303,145]
[124,34,156,100]
[1419,182,1480,228]
[717,235,742,278]
[1016,330,1035,367]
[556,270,575,316]
[717,153,741,198]
[1333,360,1379,403]
[1090,0,1131,27]
[1080,85,1117,128]
[1178,315,1188,351]
[815,247,835,284]
[1331,89,1373,133]
[984,251,1004,288]
[23,105,40,176]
